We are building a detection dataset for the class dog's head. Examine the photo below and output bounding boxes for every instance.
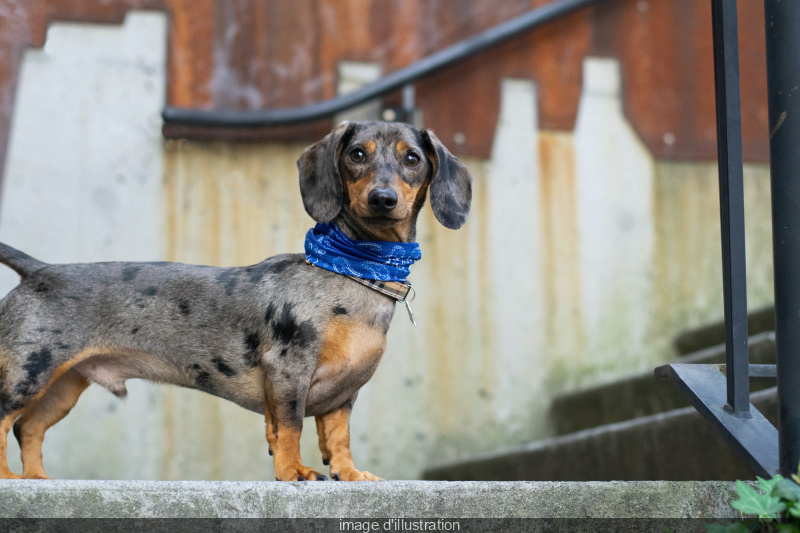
[297,121,472,241]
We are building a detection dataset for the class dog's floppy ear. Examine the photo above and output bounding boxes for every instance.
[422,129,473,230]
[297,121,356,223]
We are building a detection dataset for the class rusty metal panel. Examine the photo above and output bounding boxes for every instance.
[596,0,768,162]
[0,0,773,185]
[166,0,214,108]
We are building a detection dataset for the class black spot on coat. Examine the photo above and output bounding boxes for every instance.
[333,306,348,315]
[245,262,271,283]
[142,286,158,296]
[122,266,141,282]
[243,330,262,367]
[268,259,295,275]
[15,348,52,397]
[192,364,212,389]
[34,283,48,293]
[212,357,236,377]
[296,322,318,348]
[178,300,191,316]
[271,304,298,345]
[269,303,318,349]
[216,269,239,296]
[264,303,276,325]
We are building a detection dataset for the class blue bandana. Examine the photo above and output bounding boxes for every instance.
[304,223,421,282]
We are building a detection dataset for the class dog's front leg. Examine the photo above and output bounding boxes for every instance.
[315,400,382,481]
[265,389,327,482]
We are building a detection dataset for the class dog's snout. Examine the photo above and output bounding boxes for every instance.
[367,188,398,213]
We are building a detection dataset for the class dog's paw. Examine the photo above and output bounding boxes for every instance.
[275,465,328,482]
[22,472,49,480]
[0,470,22,480]
[330,468,383,481]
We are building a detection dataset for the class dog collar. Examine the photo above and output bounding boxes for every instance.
[305,259,418,326]
[344,275,417,326]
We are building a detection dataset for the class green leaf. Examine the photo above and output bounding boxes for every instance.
[788,503,800,518]
[773,479,800,503]
[758,475,784,495]
[731,480,786,519]
[776,524,800,533]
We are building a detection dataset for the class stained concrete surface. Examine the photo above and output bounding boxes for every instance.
[0,480,740,519]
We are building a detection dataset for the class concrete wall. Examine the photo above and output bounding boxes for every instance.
[0,14,774,481]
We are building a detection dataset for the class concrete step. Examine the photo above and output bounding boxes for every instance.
[424,388,777,482]
[674,306,774,355]
[549,332,776,435]
[0,479,740,523]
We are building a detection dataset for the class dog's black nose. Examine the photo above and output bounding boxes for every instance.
[367,188,398,213]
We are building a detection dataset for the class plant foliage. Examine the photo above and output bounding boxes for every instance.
[709,466,800,533]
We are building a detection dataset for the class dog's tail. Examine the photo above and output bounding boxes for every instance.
[0,242,47,278]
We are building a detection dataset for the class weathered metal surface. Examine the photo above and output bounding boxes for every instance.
[0,0,771,179]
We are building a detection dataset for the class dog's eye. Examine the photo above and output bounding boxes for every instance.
[405,153,420,167]
[350,149,366,163]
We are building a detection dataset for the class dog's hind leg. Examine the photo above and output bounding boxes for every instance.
[0,408,23,479]
[13,369,90,479]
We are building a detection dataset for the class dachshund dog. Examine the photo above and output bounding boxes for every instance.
[0,120,472,481]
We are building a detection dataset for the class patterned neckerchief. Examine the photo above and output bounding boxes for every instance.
[304,223,419,325]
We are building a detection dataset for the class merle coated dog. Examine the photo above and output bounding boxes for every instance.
[0,120,472,481]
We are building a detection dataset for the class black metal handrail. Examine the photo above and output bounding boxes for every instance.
[657,0,800,479]
[765,0,800,477]
[162,0,599,128]
[712,0,749,416]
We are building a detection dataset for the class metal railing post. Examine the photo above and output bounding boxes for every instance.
[711,0,749,414]
[764,0,800,477]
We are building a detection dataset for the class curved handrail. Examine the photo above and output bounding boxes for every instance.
[162,0,598,128]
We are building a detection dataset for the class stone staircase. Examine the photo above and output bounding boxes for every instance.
[425,307,776,481]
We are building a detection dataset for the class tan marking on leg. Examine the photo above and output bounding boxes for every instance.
[317,407,381,481]
[15,369,90,479]
[0,408,23,479]
[266,423,322,481]
[315,416,331,465]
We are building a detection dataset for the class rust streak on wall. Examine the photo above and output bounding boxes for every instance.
[0,0,772,180]
[166,0,214,108]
